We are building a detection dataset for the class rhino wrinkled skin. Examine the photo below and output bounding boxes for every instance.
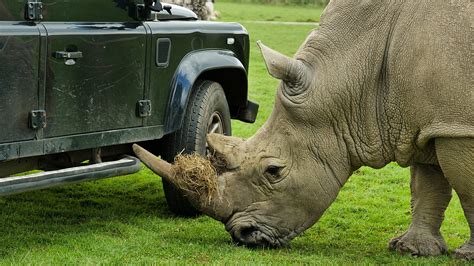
[135,0,473,260]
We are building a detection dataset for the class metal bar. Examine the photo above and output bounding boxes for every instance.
[0,156,141,196]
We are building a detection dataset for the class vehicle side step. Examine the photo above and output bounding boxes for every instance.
[0,156,141,196]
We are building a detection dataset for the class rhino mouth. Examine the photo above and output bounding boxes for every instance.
[229,224,279,247]
[226,218,295,248]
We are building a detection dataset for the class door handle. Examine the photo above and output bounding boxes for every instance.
[54,51,83,59]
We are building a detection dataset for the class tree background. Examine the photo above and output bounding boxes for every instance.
[163,0,209,20]
[163,0,329,20]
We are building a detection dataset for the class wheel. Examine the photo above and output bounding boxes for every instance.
[162,80,231,216]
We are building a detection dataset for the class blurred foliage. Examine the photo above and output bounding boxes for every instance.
[219,0,329,7]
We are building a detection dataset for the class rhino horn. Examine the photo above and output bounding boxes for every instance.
[207,133,244,170]
[132,144,176,183]
[257,40,307,84]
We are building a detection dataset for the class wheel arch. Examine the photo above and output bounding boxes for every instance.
[199,67,248,118]
[163,49,248,135]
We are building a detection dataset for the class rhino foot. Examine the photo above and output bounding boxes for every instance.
[453,242,474,261]
[388,230,447,257]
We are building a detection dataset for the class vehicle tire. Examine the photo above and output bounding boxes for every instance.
[162,80,231,216]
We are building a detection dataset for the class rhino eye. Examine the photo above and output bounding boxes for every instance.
[264,165,284,183]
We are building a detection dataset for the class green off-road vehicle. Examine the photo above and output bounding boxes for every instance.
[0,0,258,215]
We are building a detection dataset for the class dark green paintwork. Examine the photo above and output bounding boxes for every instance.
[0,0,144,22]
[0,1,254,165]
[145,21,249,127]
[0,0,197,22]
[44,22,147,137]
[0,23,40,143]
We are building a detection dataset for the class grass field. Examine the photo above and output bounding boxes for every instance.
[0,2,469,264]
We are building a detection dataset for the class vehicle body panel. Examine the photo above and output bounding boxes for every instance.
[0,22,40,143]
[144,21,249,131]
[0,0,143,22]
[0,0,196,22]
[43,22,147,137]
[0,125,164,161]
[0,0,257,178]
[0,20,252,161]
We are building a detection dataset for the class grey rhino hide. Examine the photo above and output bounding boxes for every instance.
[205,0,473,254]
[136,0,474,258]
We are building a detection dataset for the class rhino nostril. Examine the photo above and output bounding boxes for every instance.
[231,225,256,244]
[232,225,272,247]
[240,226,258,241]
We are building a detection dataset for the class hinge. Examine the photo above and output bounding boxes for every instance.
[25,0,43,21]
[29,110,46,129]
[137,100,152,117]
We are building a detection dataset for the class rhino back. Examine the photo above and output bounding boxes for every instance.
[387,1,473,147]
[296,0,473,167]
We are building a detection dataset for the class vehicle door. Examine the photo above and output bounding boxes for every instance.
[42,22,147,138]
[0,22,41,143]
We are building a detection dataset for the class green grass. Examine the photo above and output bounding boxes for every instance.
[217,2,324,22]
[0,2,469,264]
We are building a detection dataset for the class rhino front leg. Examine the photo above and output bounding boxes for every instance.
[389,164,452,257]
[436,138,474,261]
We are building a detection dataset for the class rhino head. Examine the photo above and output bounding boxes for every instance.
[134,41,357,247]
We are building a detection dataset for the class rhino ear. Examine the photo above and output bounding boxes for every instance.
[257,40,308,85]
[206,133,244,170]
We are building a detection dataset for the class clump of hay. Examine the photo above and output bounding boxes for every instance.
[172,153,219,204]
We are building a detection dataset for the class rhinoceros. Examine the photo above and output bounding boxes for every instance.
[134,0,473,260]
